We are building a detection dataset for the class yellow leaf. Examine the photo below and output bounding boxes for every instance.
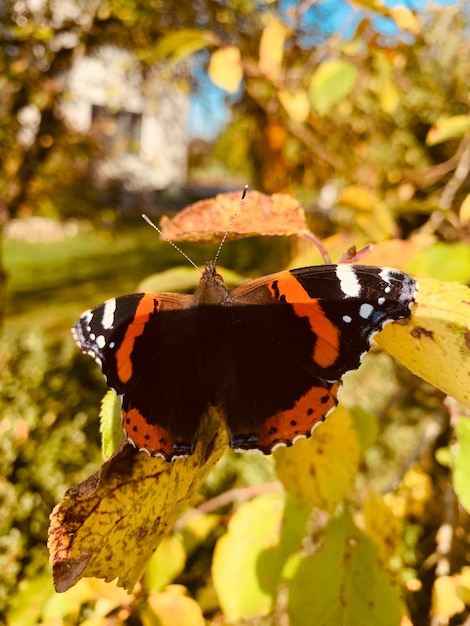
[350,0,388,13]
[426,115,470,146]
[144,536,186,593]
[208,46,243,94]
[375,277,470,409]
[147,585,205,626]
[274,406,360,512]
[390,7,421,34]
[338,185,377,211]
[380,76,400,115]
[212,493,310,621]
[457,567,470,604]
[363,493,402,565]
[259,17,287,81]
[459,194,470,225]
[213,493,285,620]
[48,406,228,593]
[338,186,396,239]
[432,576,465,620]
[384,467,433,519]
[278,89,310,122]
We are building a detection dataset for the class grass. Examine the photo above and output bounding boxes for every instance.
[2,220,284,339]
[3,223,209,337]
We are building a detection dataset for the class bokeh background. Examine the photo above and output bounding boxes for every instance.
[2,0,470,624]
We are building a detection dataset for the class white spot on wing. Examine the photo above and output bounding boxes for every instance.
[342,315,352,323]
[96,335,106,349]
[102,298,117,330]
[336,264,361,298]
[379,268,393,282]
[359,303,374,319]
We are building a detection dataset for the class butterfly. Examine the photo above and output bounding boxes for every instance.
[73,260,417,460]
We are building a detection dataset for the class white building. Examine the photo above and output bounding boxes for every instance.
[62,46,189,192]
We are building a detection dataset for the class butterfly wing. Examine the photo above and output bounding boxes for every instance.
[73,291,208,460]
[225,264,417,453]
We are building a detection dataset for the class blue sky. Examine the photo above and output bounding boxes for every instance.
[189,0,456,141]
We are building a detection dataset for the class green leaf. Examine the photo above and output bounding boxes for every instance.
[6,572,55,626]
[350,407,379,452]
[452,418,470,513]
[100,390,124,459]
[309,60,358,116]
[407,242,470,284]
[153,29,216,64]
[212,493,310,620]
[287,510,403,626]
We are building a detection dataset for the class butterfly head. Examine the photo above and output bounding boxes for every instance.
[193,261,230,306]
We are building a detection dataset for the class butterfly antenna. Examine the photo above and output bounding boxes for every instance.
[141,214,201,273]
[213,185,248,265]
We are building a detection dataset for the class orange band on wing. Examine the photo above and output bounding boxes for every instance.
[116,294,157,384]
[232,380,341,453]
[270,274,340,368]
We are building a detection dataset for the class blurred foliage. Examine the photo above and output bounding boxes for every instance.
[205,4,470,246]
[0,328,103,617]
[2,0,470,625]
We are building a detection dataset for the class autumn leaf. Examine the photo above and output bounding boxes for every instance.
[274,406,360,512]
[48,406,228,593]
[159,190,309,243]
[376,277,470,409]
[208,46,243,94]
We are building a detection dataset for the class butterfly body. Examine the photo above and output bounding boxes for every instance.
[73,262,417,460]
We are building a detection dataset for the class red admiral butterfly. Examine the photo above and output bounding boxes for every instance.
[73,260,417,460]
